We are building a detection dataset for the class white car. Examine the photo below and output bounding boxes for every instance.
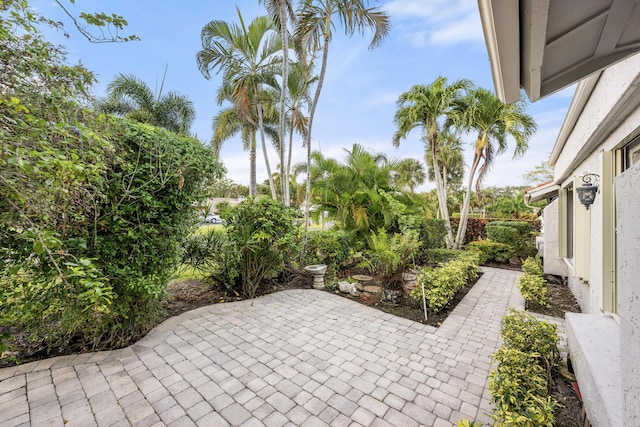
[202,214,223,224]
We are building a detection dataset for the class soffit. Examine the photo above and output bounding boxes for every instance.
[480,0,640,103]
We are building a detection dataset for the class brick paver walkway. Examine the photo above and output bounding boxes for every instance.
[0,267,547,426]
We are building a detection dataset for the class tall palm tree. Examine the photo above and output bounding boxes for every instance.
[97,73,195,135]
[196,10,281,197]
[393,77,472,248]
[394,158,426,193]
[260,0,297,204]
[295,0,390,225]
[453,88,536,249]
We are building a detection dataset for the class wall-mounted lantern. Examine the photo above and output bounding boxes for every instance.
[576,173,600,210]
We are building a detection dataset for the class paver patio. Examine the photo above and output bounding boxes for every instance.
[0,267,562,426]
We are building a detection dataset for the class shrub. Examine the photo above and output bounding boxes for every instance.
[518,257,548,307]
[180,230,240,291]
[489,309,560,426]
[521,256,543,276]
[303,229,351,275]
[424,249,462,266]
[225,198,300,298]
[486,221,536,259]
[486,224,520,248]
[421,218,448,250]
[518,275,549,307]
[500,309,559,367]
[411,251,480,313]
[489,347,557,427]
[467,240,514,264]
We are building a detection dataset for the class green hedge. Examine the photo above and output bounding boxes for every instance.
[489,309,560,426]
[467,240,514,264]
[411,251,480,313]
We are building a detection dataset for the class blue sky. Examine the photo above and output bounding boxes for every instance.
[33,0,574,191]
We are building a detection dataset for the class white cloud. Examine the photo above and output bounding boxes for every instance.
[384,0,484,47]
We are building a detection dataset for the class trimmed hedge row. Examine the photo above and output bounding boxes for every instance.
[411,251,480,313]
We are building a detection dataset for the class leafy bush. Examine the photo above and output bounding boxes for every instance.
[489,348,557,427]
[0,4,222,355]
[302,229,351,276]
[467,240,514,264]
[179,230,240,290]
[518,275,548,307]
[486,221,536,259]
[521,256,543,276]
[423,249,462,266]
[489,309,560,426]
[486,224,520,248]
[518,257,548,307]
[225,198,300,298]
[411,251,480,313]
[421,218,448,249]
[500,309,559,367]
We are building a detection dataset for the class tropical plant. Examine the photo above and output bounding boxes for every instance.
[197,10,282,197]
[425,130,465,191]
[394,158,426,193]
[453,88,537,249]
[393,77,473,248]
[306,144,424,248]
[295,0,390,226]
[225,198,300,298]
[96,72,195,134]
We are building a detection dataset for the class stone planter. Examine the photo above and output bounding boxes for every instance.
[402,272,418,294]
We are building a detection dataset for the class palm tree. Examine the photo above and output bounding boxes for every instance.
[453,88,536,249]
[394,158,426,193]
[260,0,296,205]
[295,0,391,225]
[97,73,195,134]
[393,77,472,248]
[425,130,465,191]
[196,10,282,197]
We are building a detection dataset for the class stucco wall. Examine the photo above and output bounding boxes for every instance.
[542,199,567,277]
[616,164,640,425]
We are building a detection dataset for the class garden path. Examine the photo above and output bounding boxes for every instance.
[0,267,560,426]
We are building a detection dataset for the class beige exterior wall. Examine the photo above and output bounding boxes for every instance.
[616,164,640,425]
[541,199,567,277]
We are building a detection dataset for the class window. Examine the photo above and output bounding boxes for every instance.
[622,135,640,171]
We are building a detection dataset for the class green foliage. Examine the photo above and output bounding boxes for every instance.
[456,421,483,427]
[358,229,401,281]
[225,198,300,298]
[521,256,543,276]
[0,5,222,356]
[180,230,240,291]
[518,275,547,307]
[467,240,514,264]
[500,309,559,366]
[411,251,480,313]
[302,230,351,277]
[423,249,462,266]
[518,257,548,307]
[489,309,560,426]
[486,224,520,248]
[489,348,557,427]
[486,221,535,259]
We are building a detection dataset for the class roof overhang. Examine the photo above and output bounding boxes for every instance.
[479,0,640,104]
[525,181,559,203]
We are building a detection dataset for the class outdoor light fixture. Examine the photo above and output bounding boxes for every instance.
[576,173,600,210]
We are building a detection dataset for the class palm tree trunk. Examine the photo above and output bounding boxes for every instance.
[285,114,295,207]
[256,99,277,199]
[279,1,289,206]
[304,30,331,230]
[454,154,480,249]
[250,131,257,196]
[454,137,484,249]
[430,134,454,248]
